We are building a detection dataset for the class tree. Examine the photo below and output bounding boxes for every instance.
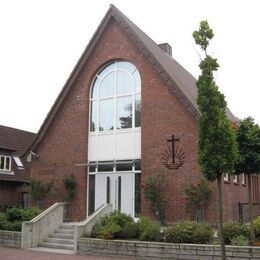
[29,179,53,208]
[185,178,212,222]
[63,174,77,202]
[235,117,260,245]
[193,21,238,259]
[144,173,166,224]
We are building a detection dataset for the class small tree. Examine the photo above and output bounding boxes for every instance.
[185,178,212,221]
[29,179,53,208]
[193,21,238,259]
[235,117,260,245]
[63,174,77,202]
[144,173,166,224]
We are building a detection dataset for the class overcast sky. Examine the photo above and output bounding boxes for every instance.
[0,0,259,133]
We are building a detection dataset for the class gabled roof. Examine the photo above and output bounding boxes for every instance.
[24,4,237,155]
[0,125,35,155]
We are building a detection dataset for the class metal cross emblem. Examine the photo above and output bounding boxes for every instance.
[167,134,180,164]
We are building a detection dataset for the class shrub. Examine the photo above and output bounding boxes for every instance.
[2,221,22,231]
[91,223,102,238]
[254,216,260,239]
[99,222,122,240]
[117,222,138,239]
[0,207,41,231]
[164,221,213,244]
[0,212,7,229]
[139,223,162,242]
[191,223,214,244]
[21,207,42,221]
[223,222,249,245]
[230,235,248,246]
[5,207,23,221]
[136,217,162,242]
[92,211,136,240]
[136,216,152,236]
[101,211,133,227]
[164,221,193,243]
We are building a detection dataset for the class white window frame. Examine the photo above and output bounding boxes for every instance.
[0,155,11,172]
[224,173,230,182]
[89,61,141,134]
[234,175,239,184]
[242,173,246,185]
[13,155,24,168]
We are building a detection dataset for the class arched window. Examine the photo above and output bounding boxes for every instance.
[90,61,141,132]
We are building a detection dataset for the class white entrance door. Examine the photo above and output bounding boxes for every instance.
[95,172,133,216]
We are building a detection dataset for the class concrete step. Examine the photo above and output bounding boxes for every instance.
[49,233,74,239]
[38,242,74,250]
[44,237,74,245]
[54,228,74,235]
[29,247,75,255]
[60,224,74,230]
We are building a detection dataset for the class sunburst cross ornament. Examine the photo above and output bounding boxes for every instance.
[161,134,185,170]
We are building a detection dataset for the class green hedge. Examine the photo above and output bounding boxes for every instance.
[92,211,137,240]
[254,216,260,240]
[91,212,162,241]
[0,207,42,231]
[164,221,213,244]
[223,222,249,245]
[91,211,257,245]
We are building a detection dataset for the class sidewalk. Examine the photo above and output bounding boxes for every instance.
[0,247,132,260]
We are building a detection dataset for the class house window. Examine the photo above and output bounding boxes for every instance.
[234,175,239,184]
[90,61,141,132]
[88,160,141,173]
[242,173,246,185]
[0,155,11,171]
[13,156,24,168]
[224,173,230,182]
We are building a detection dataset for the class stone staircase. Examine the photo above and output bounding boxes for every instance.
[37,223,75,252]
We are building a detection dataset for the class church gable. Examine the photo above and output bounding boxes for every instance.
[27,4,218,156]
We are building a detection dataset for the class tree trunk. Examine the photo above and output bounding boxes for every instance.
[248,174,255,246]
[217,175,226,260]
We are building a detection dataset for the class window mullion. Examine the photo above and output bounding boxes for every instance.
[114,65,117,159]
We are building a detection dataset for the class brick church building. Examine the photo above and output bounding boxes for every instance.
[25,5,259,224]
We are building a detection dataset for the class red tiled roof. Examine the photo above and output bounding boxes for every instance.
[0,173,29,183]
[0,125,35,155]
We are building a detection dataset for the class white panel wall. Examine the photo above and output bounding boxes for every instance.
[115,132,132,159]
[134,131,141,158]
[88,136,96,161]
[88,129,141,161]
[97,134,114,160]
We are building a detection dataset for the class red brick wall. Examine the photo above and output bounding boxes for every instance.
[0,182,24,208]
[30,17,251,224]
[222,175,254,223]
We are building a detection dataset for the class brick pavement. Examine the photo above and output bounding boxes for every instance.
[0,247,133,260]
